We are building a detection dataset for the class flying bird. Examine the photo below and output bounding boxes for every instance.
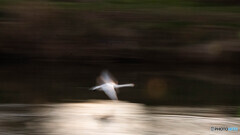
[90,70,134,100]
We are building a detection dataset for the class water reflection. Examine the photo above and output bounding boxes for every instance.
[0,100,239,135]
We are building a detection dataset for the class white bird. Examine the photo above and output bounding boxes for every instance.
[90,71,134,100]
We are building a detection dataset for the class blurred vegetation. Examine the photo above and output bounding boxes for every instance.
[0,0,239,104]
[0,0,239,63]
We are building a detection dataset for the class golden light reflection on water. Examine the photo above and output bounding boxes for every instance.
[40,100,150,135]
[0,101,239,135]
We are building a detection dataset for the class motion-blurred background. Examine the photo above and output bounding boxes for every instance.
[0,0,240,105]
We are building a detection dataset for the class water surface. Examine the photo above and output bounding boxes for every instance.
[0,100,239,135]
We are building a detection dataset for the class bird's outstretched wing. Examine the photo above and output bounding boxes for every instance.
[100,70,118,84]
[114,83,134,88]
[90,85,103,90]
[102,85,118,100]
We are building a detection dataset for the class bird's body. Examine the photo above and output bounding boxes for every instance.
[90,71,134,100]
[99,83,118,100]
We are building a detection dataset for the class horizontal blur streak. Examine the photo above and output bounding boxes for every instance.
[0,1,239,135]
[0,101,239,135]
[0,0,239,64]
[0,0,239,104]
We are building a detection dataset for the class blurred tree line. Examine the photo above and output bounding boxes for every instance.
[0,0,239,104]
[0,0,239,64]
